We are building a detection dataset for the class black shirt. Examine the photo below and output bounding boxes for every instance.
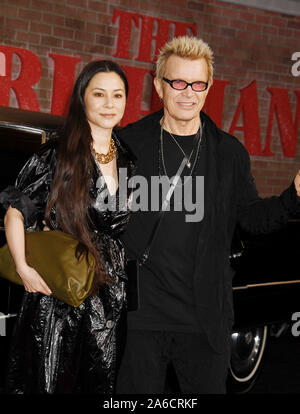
[127,128,206,332]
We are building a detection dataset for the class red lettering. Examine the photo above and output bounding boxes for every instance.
[136,16,170,62]
[120,65,150,126]
[1,4,299,162]
[49,54,82,116]
[174,22,197,37]
[264,87,299,157]
[143,74,162,116]
[114,9,197,63]
[113,9,140,60]
[136,18,197,63]
[203,80,230,128]
[229,81,264,155]
[0,45,41,111]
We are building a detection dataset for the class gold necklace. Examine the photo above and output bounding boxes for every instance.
[91,137,117,164]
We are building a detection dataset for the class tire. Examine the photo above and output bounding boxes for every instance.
[227,325,268,393]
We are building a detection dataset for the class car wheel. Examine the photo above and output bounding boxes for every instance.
[227,325,268,393]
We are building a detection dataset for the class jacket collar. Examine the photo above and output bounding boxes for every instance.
[113,133,136,180]
[193,111,226,257]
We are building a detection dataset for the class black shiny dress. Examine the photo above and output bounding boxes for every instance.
[0,136,135,394]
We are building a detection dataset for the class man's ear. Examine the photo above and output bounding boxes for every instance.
[154,77,163,100]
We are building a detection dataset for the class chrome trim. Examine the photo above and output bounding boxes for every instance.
[233,279,300,290]
[0,313,17,320]
[230,252,243,258]
[230,325,267,383]
[0,121,46,143]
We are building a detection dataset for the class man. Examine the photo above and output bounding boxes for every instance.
[116,36,300,394]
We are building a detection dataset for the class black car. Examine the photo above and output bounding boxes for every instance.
[228,219,300,392]
[0,105,299,393]
[0,106,64,391]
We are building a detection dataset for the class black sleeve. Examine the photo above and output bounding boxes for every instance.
[0,148,56,229]
[237,147,300,234]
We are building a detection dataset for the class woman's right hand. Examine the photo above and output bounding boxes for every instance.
[4,208,52,296]
[16,263,52,296]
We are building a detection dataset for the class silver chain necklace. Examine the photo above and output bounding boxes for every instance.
[168,129,199,168]
[159,118,203,177]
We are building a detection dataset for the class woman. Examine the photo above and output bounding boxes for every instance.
[0,60,135,394]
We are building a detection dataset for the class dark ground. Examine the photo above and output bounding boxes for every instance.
[0,322,300,406]
[161,324,300,396]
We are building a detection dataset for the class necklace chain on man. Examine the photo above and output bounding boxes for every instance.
[167,129,199,169]
[159,118,203,178]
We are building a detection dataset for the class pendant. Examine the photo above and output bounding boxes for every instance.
[186,161,191,168]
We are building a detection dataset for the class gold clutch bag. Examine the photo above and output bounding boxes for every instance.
[0,230,96,307]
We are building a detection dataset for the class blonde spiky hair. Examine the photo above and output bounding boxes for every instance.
[156,36,214,84]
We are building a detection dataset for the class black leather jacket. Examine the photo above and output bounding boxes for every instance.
[0,136,135,394]
[118,109,300,353]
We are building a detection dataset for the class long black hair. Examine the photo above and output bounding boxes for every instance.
[45,60,128,293]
